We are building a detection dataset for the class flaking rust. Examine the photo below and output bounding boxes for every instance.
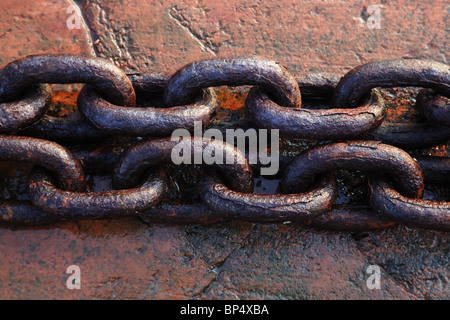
[0,84,51,133]
[0,55,447,230]
[332,59,450,107]
[199,168,337,223]
[246,85,386,139]
[0,54,136,107]
[163,57,301,108]
[27,168,169,219]
[113,137,254,193]
[369,176,450,231]
[0,135,86,192]
[282,140,424,198]
[78,83,218,136]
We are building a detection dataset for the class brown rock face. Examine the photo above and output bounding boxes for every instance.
[0,0,94,66]
[81,0,448,73]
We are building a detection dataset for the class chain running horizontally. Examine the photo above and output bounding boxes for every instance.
[0,54,448,231]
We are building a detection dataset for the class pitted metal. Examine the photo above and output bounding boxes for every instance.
[0,54,447,231]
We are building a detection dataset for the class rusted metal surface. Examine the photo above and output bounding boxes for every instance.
[18,111,108,142]
[369,176,449,231]
[199,168,337,223]
[0,54,136,107]
[27,168,168,219]
[364,122,450,149]
[140,202,398,231]
[127,73,170,95]
[0,135,86,192]
[0,84,51,133]
[0,143,126,226]
[416,88,450,127]
[282,140,424,199]
[164,57,301,108]
[0,54,447,233]
[79,83,218,136]
[113,137,254,193]
[294,73,340,100]
[0,201,58,226]
[0,54,448,231]
[332,59,450,107]
[416,156,450,185]
[140,201,230,225]
[278,141,445,231]
[305,205,397,231]
[71,145,126,174]
[246,86,386,139]
[1,0,448,301]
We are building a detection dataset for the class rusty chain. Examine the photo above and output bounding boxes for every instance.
[0,54,448,231]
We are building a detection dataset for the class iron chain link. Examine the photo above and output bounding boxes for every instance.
[0,54,448,231]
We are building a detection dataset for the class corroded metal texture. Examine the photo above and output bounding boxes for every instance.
[18,111,108,142]
[416,88,450,127]
[139,202,397,232]
[0,135,86,192]
[113,137,254,193]
[27,168,168,219]
[416,156,450,185]
[305,205,397,231]
[246,86,386,139]
[79,83,218,136]
[199,168,337,223]
[164,57,301,108]
[332,59,450,107]
[140,201,230,225]
[0,201,58,226]
[0,84,51,133]
[369,176,449,231]
[0,54,136,107]
[294,73,340,100]
[1,1,449,301]
[282,140,424,199]
[364,122,450,149]
[71,145,126,174]
[0,54,447,233]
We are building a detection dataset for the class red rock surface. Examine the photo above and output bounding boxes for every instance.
[81,0,448,74]
[0,0,94,66]
[0,0,448,300]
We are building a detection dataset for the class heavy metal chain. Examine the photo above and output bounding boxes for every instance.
[0,54,448,231]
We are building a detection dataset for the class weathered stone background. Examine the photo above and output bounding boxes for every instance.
[0,0,448,299]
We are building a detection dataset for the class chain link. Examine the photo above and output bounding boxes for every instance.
[0,54,448,231]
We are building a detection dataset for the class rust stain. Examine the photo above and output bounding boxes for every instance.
[214,87,248,111]
[48,90,79,116]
